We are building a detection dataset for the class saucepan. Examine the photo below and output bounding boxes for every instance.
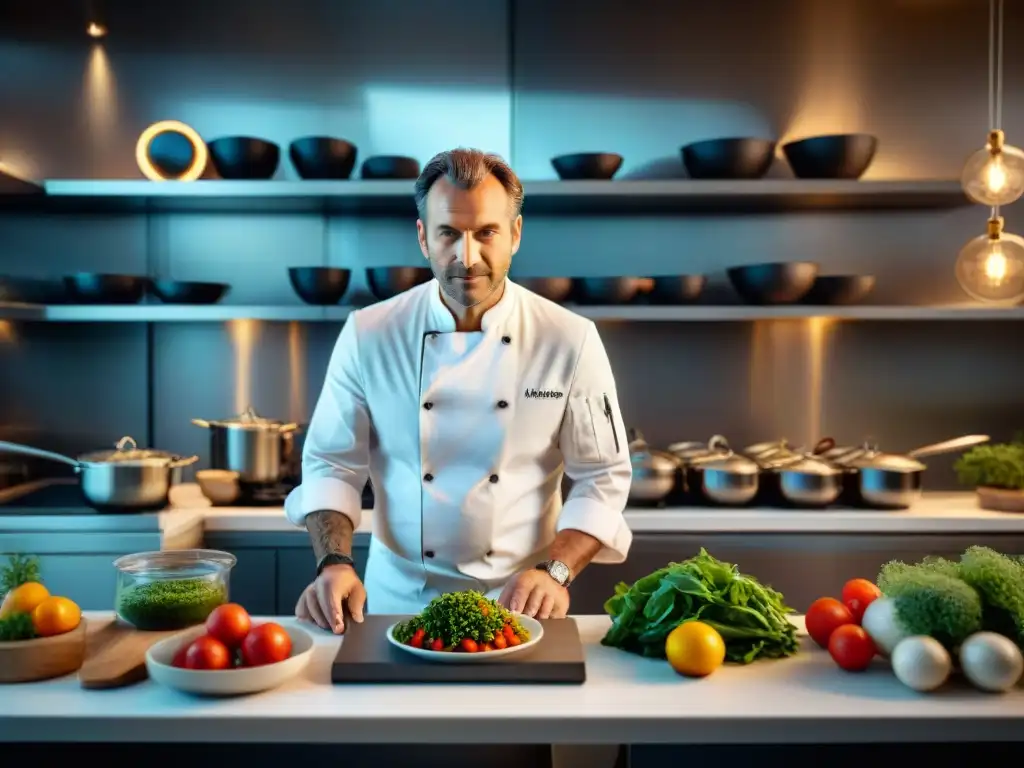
[627,430,681,506]
[670,435,761,506]
[0,436,197,511]
[192,406,302,484]
[744,438,844,508]
[814,434,990,509]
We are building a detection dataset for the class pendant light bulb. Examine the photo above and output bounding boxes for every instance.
[955,216,1024,304]
[961,130,1024,206]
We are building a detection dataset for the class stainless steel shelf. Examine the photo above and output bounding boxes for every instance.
[0,179,972,215]
[3,303,1022,323]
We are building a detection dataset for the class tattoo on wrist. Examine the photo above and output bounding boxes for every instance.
[306,509,354,562]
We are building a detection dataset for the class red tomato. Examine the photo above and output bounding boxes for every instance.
[430,637,444,651]
[502,624,516,641]
[205,603,252,648]
[459,638,479,653]
[805,597,855,648]
[184,635,231,670]
[409,628,425,648]
[828,624,876,671]
[841,579,882,624]
[492,632,508,650]
[171,644,189,668]
[241,622,292,667]
[507,634,522,647]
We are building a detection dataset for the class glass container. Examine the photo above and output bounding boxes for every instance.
[113,549,236,630]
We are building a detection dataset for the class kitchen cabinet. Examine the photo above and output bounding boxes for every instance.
[222,548,277,616]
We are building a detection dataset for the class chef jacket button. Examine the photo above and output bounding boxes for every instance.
[501,335,511,345]
[424,473,434,482]
[423,402,433,410]
[486,549,494,557]
[489,474,499,483]
[424,550,435,558]
[497,400,508,409]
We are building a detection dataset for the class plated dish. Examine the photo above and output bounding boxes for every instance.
[388,590,543,662]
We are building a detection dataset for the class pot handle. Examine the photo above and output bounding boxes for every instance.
[168,455,199,469]
[907,434,990,458]
[813,437,836,454]
[191,419,212,429]
[0,440,80,469]
[279,423,300,434]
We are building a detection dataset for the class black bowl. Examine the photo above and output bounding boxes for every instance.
[207,136,281,180]
[800,275,877,305]
[366,267,433,301]
[551,153,623,180]
[149,280,230,305]
[289,136,358,180]
[726,262,819,305]
[781,133,878,179]
[572,277,644,305]
[648,275,707,304]
[520,277,574,303]
[64,273,148,304]
[288,267,351,305]
[360,156,420,180]
[681,138,777,180]
[0,276,68,304]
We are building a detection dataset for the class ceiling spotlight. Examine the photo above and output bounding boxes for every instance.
[87,22,107,39]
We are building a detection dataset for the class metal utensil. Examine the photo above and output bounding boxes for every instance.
[0,436,197,511]
[192,406,301,483]
[686,435,760,506]
[832,434,990,509]
[627,430,680,506]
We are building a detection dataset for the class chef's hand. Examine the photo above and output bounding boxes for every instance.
[295,564,366,634]
[498,569,569,619]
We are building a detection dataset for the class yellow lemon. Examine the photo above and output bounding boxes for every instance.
[31,596,81,637]
[0,581,50,619]
[665,620,726,677]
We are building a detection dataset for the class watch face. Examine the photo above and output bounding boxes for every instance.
[549,561,570,585]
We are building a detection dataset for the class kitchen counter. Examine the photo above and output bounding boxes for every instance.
[1,613,1023,746]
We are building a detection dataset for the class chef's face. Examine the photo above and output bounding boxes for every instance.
[417,175,523,308]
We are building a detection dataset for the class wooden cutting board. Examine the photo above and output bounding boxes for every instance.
[79,620,189,689]
[331,615,586,684]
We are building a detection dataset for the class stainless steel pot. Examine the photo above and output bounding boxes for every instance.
[628,430,680,505]
[685,435,760,506]
[761,452,844,507]
[0,436,197,511]
[192,406,301,483]
[829,434,990,509]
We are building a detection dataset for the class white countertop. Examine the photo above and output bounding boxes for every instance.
[1,613,1022,745]
[163,485,1024,535]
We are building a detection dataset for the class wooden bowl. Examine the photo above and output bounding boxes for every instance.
[0,619,87,683]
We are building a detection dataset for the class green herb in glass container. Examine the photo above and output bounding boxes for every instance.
[117,577,227,630]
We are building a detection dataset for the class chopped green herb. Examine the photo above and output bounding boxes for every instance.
[116,577,226,630]
[1,554,42,593]
[394,590,527,646]
[0,611,36,641]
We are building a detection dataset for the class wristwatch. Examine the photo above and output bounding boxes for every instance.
[535,559,572,588]
[316,552,355,576]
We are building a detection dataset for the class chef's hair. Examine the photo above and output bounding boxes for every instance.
[415,148,525,222]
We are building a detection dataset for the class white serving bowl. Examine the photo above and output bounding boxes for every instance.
[386,614,544,663]
[146,623,314,695]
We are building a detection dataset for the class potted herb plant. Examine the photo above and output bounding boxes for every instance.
[954,439,1024,512]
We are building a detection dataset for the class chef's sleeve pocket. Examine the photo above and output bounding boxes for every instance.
[566,392,620,464]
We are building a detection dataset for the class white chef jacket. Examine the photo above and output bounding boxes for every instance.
[284,278,632,613]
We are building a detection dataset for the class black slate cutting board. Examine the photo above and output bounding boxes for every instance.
[331,614,587,684]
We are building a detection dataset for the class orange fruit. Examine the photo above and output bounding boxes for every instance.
[664,620,726,677]
[31,596,81,637]
[0,581,50,619]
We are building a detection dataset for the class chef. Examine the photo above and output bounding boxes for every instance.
[284,147,632,633]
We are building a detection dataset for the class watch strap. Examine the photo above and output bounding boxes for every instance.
[317,552,355,576]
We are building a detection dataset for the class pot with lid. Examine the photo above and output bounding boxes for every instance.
[820,434,990,509]
[628,429,681,506]
[192,406,301,484]
[684,435,760,506]
[0,436,197,511]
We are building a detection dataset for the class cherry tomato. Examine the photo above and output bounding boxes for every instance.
[171,644,189,668]
[507,634,522,647]
[241,622,292,667]
[205,603,252,649]
[430,637,444,651]
[409,628,425,648]
[805,597,855,648]
[459,638,479,653]
[492,632,508,650]
[828,624,876,671]
[502,624,516,641]
[481,642,495,652]
[184,634,231,670]
[841,579,882,624]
